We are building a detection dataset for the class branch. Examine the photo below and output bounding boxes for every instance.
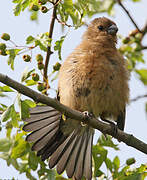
[116,0,141,32]
[141,46,147,50]
[43,0,60,84]
[141,21,147,37]
[131,94,147,102]
[0,73,147,154]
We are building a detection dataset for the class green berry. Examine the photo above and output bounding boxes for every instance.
[23,54,31,62]
[0,43,6,50]
[135,33,142,40]
[38,0,48,5]
[37,82,46,91]
[122,37,130,44]
[30,4,39,11]
[126,158,136,166]
[53,62,61,71]
[32,73,40,81]
[36,54,43,62]
[0,50,7,56]
[1,33,10,41]
[41,6,48,13]
[38,62,44,70]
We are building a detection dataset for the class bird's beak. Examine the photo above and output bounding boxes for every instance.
[107,24,118,35]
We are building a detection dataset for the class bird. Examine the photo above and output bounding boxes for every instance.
[23,17,129,180]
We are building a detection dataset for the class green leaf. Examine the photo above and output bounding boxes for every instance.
[26,35,35,44]
[22,0,30,11]
[11,133,27,158]
[0,152,9,160]
[136,69,147,85]
[19,99,36,119]
[7,49,21,70]
[0,85,14,92]
[54,36,65,60]
[13,3,22,16]
[126,158,136,166]
[13,0,22,3]
[34,33,51,52]
[0,138,12,152]
[21,68,35,82]
[30,11,38,21]
[113,156,120,171]
[98,134,119,150]
[28,151,39,170]
[26,172,37,180]
[92,145,107,177]
[1,104,19,127]
[105,158,113,172]
[25,79,37,86]
[1,104,14,122]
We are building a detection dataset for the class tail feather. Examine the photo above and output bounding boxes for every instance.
[49,130,75,168]
[65,131,83,178]
[32,125,59,151]
[74,131,87,180]
[26,120,60,142]
[40,131,67,161]
[56,129,79,174]
[24,110,60,123]
[29,106,56,114]
[23,114,60,132]
[83,128,93,180]
[23,105,94,180]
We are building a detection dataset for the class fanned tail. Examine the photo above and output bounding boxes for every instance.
[23,106,94,180]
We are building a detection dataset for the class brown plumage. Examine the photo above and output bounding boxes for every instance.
[23,17,129,180]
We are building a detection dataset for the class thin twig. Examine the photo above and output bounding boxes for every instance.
[141,21,147,37]
[131,94,147,102]
[116,0,141,32]
[0,73,147,155]
[141,46,147,50]
[43,0,60,86]
[56,16,73,27]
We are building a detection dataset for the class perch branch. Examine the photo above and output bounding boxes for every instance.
[0,73,147,155]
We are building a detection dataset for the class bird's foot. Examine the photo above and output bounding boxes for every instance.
[100,116,118,137]
[81,111,93,126]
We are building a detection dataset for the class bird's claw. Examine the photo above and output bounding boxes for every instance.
[81,111,93,126]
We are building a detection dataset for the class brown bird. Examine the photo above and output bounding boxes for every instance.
[23,17,129,180]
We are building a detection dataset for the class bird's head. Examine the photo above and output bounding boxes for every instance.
[83,17,118,44]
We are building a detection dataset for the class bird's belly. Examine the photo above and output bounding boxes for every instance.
[72,74,127,119]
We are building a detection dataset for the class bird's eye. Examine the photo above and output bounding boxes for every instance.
[98,25,104,31]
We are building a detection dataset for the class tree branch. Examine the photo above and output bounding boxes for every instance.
[131,94,147,102]
[116,0,141,32]
[0,73,147,154]
[43,0,60,84]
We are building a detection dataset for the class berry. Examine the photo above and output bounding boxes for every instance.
[38,0,48,5]
[0,50,7,56]
[53,62,61,71]
[41,6,48,13]
[38,62,44,70]
[37,82,46,91]
[30,4,39,11]
[122,37,130,44]
[36,54,43,62]
[0,43,6,51]
[23,54,31,62]
[32,73,40,81]
[1,33,10,41]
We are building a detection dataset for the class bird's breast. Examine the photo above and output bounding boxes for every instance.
[59,49,129,119]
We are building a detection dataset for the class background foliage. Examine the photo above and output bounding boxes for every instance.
[0,0,147,179]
